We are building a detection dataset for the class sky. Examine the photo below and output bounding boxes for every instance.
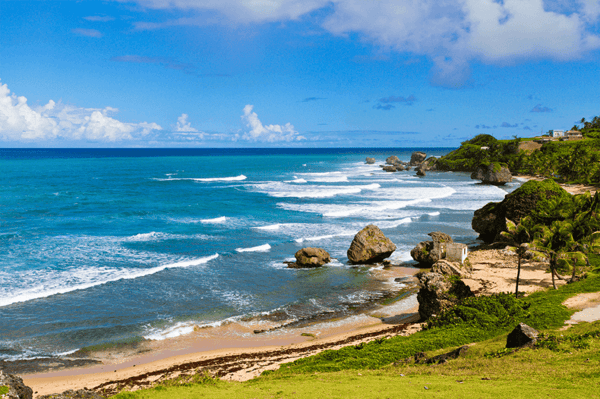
[1,0,600,148]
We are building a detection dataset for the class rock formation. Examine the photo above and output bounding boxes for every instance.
[382,165,398,172]
[288,247,331,268]
[365,157,375,164]
[472,179,571,242]
[471,163,512,185]
[0,371,33,399]
[416,272,474,320]
[416,168,426,176]
[431,259,468,278]
[347,225,396,264]
[417,157,438,172]
[410,232,453,266]
[386,155,400,165]
[409,151,427,166]
[506,323,539,348]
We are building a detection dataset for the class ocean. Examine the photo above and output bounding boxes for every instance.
[0,148,518,361]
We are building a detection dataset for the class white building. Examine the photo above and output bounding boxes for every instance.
[551,130,564,138]
[447,243,468,264]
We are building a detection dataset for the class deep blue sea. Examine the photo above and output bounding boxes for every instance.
[0,148,518,360]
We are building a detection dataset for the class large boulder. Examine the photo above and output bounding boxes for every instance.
[416,168,426,176]
[472,179,571,242]
[506,323,539,348]
[0,371,33,399]
[288,247,330,268]
[382,165,398,172]
[409,151,427,166]
[347,225,396,264]
[410,232,453,266]
[365,157,375,164]
[471,163,512,185]
[386,155,400,165]
[417,272,474,320]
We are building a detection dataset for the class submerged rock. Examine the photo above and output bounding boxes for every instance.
[417,272,474,320]
[471,163,512,185]
[0,371,33,399]
[416,168,426,177]
[382,165,398,172]
[506,323,539,348]
[418,157,438,172]
[347,225,396,264]
[365,157,375,164]
[293,247,331,268]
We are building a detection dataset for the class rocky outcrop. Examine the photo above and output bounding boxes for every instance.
[417,272,474,320]
[347,225,396,264]
[288,247,331,268]
[365,157,375,164]
[416,168,426,177]
[471,163,512,185]
[386,156,400,165]
[409,151,427,166]
[506,323,539,348]
[410,232,453,266]
[418,157,438,172]
[431,259,468,278]
[472,179,571,243]
[0,371,33,399]
[38,390,104,399]
[382,165,398,172]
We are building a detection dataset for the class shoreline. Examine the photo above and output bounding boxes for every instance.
[514,174,598,195]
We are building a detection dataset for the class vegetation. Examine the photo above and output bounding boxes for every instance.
[0,386,9,395]
[433,123,600,184]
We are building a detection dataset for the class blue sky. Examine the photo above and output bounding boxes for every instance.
[1,0,600,147]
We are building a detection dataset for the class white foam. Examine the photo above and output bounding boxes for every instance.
[280,198,432,218]
[254,182,380,198]
[254,224,281,231]
[125,232,210,242]
[236,243,271,252]
[285,178,307,184]
[200,216,227,224]
[154,175,247,182]
[427,212,441,216]
[295,232,355,243]
[0,254,219,308]
[375,217,413,229]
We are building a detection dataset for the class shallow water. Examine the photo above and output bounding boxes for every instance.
[0,148,520,360]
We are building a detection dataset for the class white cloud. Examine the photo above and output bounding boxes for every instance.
[72,28,103,38]
[176,113,199,132]
[0,81,162,142]
[241,105,304,142]
[121,0,600,87]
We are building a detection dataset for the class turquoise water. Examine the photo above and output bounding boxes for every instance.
[0,148,516,360]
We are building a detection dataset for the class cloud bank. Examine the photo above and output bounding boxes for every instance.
[121,0,600,87]
[0,82,162,142]
[241,105,304,142]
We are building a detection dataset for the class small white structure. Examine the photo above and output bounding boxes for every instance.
[551,130,564,138]
[447,243,468,264]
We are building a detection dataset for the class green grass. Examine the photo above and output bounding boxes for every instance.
[0,386,9,395]
[110,276,600,399]
[112,322,600,398]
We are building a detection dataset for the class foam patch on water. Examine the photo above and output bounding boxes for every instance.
[374,217,413,229]
[200,216,227,224]
[236,243,271,252]
[154,175,247,182]
[0,254,219,307]
[125,232,211,242]
[253,224,282,231]
[252,182,380,198]
[280,198,432,218]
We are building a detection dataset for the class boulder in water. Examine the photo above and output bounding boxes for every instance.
[365,157,375,164]
[409,151,427,166]
[288,247,331,268]
[471,163,512,185]
[347,225,396,264]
